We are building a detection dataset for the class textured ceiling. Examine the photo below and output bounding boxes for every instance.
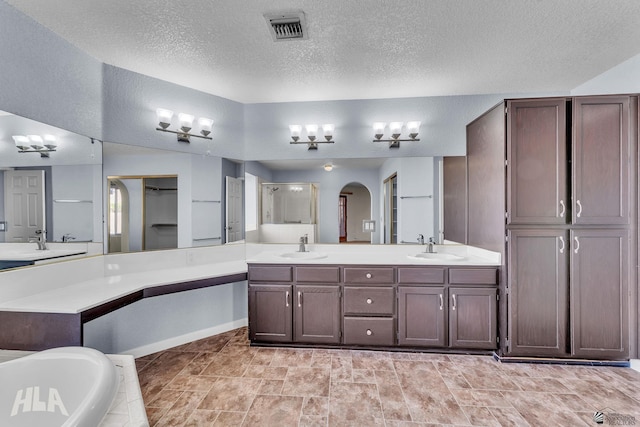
[5,0,640,103]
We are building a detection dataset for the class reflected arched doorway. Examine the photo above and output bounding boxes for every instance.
[339,182,372,244]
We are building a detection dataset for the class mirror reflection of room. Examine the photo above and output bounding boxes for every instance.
[108,176,178,253]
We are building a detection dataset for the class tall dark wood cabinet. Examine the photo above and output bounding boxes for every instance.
[464,94,638,360]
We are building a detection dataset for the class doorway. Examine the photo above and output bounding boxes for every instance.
[3,170,45,242]
[338,183,371,244]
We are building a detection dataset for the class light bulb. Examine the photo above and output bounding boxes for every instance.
[407,121,421,139]
[322,124,334,141]
[156,108,173,129]
[373,122,386,140]
[198,117,213,137]
[178,113,194,132]
[13,135,30,150]
[28,135,44,149]
[389,122,403,138]
[289,125,302,142]
[43,135,57,149]
[305,124,318,142]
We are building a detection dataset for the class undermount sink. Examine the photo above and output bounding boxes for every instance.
[279,252,328,260]
[407,252,465,261]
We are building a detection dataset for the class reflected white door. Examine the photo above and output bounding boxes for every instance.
[4,170,45,242]
[226,176,242,242]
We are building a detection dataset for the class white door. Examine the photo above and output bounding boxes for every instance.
[226,176,243,242]
[4,170,45,242]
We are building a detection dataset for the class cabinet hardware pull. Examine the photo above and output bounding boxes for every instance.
[576,200,583,218]
[286,291,290,307]
[366,298,373,304]
[439,294,443,310]
[559,200,565,217]
[298,291,302,307]
[559,236,565,254]
[366,329,372,336]
[452,294,457,311]
[366,273,372,279]
[574,236,580,254]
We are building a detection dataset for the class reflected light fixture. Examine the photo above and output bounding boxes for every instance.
[155,108,213,142]
[323,163,333,172]
[373,121,421,148]
[13,134,57,157]
[289,123,335,150]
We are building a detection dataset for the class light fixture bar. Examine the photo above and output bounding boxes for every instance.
[155,127,213,141]
[289,123,335,150]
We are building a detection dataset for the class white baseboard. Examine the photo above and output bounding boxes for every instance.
[119,318,248,358]
[631,359,640,373]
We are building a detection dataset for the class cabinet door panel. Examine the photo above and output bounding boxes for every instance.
[294,285,341,344]
[507,230,568,357]
[571,229,628,359]
[449,287,497,349]
[573,96,630,225]
[249,284,292,342]
[507,98,568,224]
[397,286,446,347]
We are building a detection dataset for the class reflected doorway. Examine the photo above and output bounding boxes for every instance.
[339,183,372,244]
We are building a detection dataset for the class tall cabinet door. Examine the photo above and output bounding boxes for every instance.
[570,229,628,359]
[294,285,341,344]
[507,229,568,357]
[573,96,630,225]
[248,284,293,343]
[506,99,568,225]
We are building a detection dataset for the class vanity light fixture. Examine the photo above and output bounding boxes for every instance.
[372,121,421,148]
[289,123,335,150]
[13,134,57,157]
[155,108,213,142]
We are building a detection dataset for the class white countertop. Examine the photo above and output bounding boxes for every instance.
[245,243,501,266]
[0,260,247,314]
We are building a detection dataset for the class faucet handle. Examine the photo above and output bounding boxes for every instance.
[428,237,436,244]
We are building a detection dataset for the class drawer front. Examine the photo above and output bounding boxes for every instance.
[248,265,293,282]
[343,287,394,315]
[344,267,394,284]
[343,317,395,346]
[397,267,446,284]
[296,266,340,283]
[449,268,497,285]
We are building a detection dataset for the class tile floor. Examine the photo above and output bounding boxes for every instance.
[136,328,640,426]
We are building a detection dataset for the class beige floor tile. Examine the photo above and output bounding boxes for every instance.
[241,394,304,426]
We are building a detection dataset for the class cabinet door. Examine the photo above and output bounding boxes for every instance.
[507,229,568,357]
[397,286,446,347]
[449,287,497,349]
[573,96,630,225]
[294,285,341,344]
[507,98,568,224]
[570,229,628,359]
[248,284,292,343]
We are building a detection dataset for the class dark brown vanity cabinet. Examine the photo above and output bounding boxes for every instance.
[248,266,341,345]
[249,264,498,351]
[397,267,498,350]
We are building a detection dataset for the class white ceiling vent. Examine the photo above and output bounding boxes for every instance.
[264,12,308,42]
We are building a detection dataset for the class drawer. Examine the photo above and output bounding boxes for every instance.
[344,267,394,284]
[343,317,395,346]
[248,265,293,282]
[344,287,394,315]
[397,267,446,284]
[449,268,497,285]
[296,266,340,283]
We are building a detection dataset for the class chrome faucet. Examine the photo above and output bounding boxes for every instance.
[62,233,76,243]
[298,234,308,252]
[34,229,48,250]
[417,234,424,245]
[426,237,436,254]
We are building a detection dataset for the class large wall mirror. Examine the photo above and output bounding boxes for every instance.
[245,157,440,245]
[0,110,103,250]
[103,142,244,254]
